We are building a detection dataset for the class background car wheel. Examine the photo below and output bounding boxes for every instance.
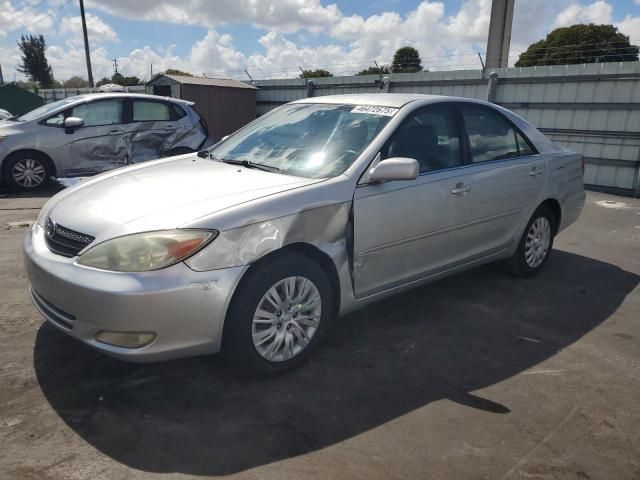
[223,252,334,375]
[3,152,51,192]
[507,205,556,278]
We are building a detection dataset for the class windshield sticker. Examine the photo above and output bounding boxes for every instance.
[351,105,398,116]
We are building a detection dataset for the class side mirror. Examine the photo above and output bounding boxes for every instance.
[368,157,419,182]
[64,117,84,129]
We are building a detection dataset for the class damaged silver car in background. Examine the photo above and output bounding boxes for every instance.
[0,93,208,191]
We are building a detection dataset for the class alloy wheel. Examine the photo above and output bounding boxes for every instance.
[525,217,551,268]
[12,158,46,189]
[251,276,322,362]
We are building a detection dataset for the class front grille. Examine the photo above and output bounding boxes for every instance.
[44,217,95,257]
[30,287,76,330]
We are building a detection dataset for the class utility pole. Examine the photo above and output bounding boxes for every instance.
[113,58,119,75]
[79,0,94,87]
[485,0,515,69]
[0,64,4,84]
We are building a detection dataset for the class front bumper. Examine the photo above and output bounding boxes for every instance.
[24,225,247,362]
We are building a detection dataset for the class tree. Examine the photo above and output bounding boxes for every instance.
[356,65,391,75]
[110,72,125,85]
[16,34,54,88]
[164,68,193,77]
[299,69,333,78]
[63,76,89,88]
[515,24,639,67]
[392,46,422,73]
[123,76,141,86]
[95,77,111,87]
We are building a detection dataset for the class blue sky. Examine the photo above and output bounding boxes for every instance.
[0,0,638,82]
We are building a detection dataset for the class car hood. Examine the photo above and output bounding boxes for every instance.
[45,156,322,241]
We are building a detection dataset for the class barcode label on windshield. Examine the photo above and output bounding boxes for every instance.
[351,105,398,116]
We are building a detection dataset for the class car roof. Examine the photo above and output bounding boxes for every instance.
[64,92,194,106]
[291,93,494,109]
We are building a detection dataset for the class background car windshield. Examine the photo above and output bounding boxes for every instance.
[17,97,79,122]
[211,103,393,178]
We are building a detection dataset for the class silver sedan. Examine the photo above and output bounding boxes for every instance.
[24,94,585,374]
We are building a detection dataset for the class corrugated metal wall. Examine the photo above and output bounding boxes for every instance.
[252,62,640,196]
[39,85,146,103]
[181,84,256,141]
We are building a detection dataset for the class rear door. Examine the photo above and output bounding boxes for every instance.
[125,99,183,162]
[452,104,547,258]
[63,98,128,175]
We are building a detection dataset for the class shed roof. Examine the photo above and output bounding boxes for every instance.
[154,74,257,89]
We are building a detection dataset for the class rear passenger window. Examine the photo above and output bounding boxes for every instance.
[133,101,171,122]
[384,106,461,173]
[462,106,519,163]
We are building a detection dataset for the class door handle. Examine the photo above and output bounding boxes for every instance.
[164,125,177,130]
[529,167,543,177]
[451,183,471,195]
[108,129,122,135]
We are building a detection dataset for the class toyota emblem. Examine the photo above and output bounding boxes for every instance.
[45,218,57,238]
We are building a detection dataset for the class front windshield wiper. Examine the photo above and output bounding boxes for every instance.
[220,158,282,173]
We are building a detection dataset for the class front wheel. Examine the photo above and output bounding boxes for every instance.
[507,205,556,278]
[223,253,334,375]
[3,152,51,192]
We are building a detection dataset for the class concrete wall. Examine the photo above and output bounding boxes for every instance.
[251,62,640,196]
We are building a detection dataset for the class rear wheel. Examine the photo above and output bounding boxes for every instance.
[3,152,51,192]
[223,252,333,375]
[507,205,556,277]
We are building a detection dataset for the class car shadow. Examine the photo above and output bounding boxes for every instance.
[33,250,638,476]
[0,179,68,198]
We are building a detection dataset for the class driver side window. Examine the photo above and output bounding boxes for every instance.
[383,105,461,173]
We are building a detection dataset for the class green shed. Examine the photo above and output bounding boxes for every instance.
[0,83,43,116]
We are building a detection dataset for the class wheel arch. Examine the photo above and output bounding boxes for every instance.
[222,242,342,340]
[538,198,562,235]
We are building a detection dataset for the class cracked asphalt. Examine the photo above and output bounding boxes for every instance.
[1,185,639,480]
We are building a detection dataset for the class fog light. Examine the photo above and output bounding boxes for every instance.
[95,331,156,348]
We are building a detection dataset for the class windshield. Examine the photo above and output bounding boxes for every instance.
[211,103,396,178]
[17,97,80,122]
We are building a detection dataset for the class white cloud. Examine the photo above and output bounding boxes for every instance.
[59,13,118,46]
[85,0,342,33]
[553,1,613,28]
[0,0,56,37]
[617,15,640,46]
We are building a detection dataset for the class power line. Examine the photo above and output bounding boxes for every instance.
[2,0,73,33]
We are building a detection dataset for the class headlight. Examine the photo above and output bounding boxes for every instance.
[76,229,216,272]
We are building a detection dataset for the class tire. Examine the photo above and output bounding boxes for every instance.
[223,252,334,376]
[507,205,556,278]
[3,152,52,192]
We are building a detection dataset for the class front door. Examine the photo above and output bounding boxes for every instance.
[64,98,127,175]
[352,104,470,298]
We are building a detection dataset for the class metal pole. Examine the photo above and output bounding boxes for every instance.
[79,0,94,87]
[485,0,515,69]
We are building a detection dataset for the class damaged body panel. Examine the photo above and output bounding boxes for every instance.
[23,94,585,367]
[0,93,208,190]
